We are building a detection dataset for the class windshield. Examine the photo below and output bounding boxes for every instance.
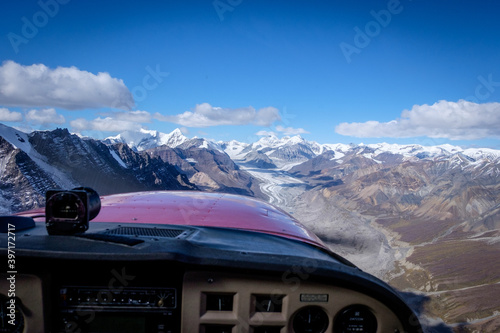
[1,1,499,332]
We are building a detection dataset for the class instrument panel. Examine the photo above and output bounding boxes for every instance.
[182,271,403,333]
[0,192,421,332]
[1,269,406,333]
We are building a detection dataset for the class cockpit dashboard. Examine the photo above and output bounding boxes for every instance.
[0,191,422,333]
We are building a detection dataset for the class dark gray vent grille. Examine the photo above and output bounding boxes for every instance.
[104,227,185,238]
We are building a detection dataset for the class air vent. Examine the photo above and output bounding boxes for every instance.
[104,226,186,238]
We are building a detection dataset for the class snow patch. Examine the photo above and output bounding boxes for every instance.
[109,148,128,168]
[223,140,249,159]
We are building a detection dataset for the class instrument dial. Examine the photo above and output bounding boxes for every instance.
[206,293,234,311]
[334,305,377,333]
[292,306,329,333]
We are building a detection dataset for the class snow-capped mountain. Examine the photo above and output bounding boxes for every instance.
[221,133,500,171]
[176,137,226,154]
[219,140,250,159]
[350,142,500,164]
[106,128,230,154]
[105,128,189,151]
[231,134,323,168]
[0,124,62,213]
[240,134,323,154]
[105,128,500,168]
[0,124,195,213]
[0,123,76,189]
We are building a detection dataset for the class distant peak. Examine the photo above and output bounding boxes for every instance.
[287,135,305,143]
[171,128,184,135]
[256,134,279,144]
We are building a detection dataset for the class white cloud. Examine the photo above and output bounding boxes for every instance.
[70,117,142,133]
[156,103,281,127]
[335,100,500,140]
[0,107,22,122]
[0,60,134,110]
[100,110,152,123]
[253,107,282,126]
[276,125,309,136]
[25,108,65,125]
[256,130,277,136]
[71,110,154,133]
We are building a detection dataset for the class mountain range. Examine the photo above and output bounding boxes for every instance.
[1,124,500,332]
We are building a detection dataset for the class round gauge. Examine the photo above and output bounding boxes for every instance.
[292,306,329,333]
[334,305,377,333]
[47,191,85,221]
[0,295,24,333]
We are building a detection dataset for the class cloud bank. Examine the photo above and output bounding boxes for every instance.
[71,110,152,132]
[275,125,309,136]
[100,110,152,123]
[0,107,22,122]
[26,108,65,125]
[71,117,143,133]
[0,61,134,110]
[156,103,281,127]
[336,100,500,140]
[70,103,283,134]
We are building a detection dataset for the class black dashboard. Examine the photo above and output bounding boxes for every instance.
[0,221,422,333]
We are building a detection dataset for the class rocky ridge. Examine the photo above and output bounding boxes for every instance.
[0,125,197,213]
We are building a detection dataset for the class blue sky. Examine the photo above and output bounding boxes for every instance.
[1,0,500,147]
